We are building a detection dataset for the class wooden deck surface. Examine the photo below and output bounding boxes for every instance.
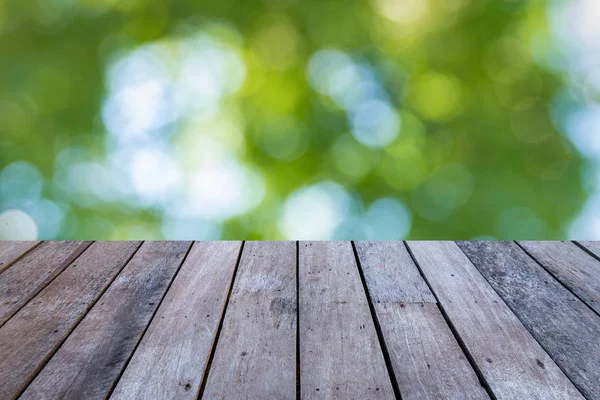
[1,241,599,399]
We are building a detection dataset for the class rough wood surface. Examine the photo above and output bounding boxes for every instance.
[299,241,394,399]
[0,241,40,273]
[110,241,242,400]
[459,241,600,400]
[21,241,191,400]
[1,240,599,400]
[0,241,91,326]
[577,241,600,259]
[407,241,584,400]
[0,241,140,400]
[203,241,297,399]
[518,241,600,314]
[354,241,435,304]
[355,241,488,400]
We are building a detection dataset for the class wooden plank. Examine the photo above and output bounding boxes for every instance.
[518,241,600,314]
[355,242,488,400]
[0,241,140,400]
[203,241,296,399]
[0,241,92,327]
[355,241,435,304]
[458,241,600,400]
[299,241,394,399]
[407,241,584,400]
[110,241,242,400]
[577,241,600,259]
[0,241,40,273]
[20,241,192,400]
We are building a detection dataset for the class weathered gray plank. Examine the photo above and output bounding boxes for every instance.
[20,241,192,400]
[299,241,394,399]
[518,241,600,314]
[355,241,435,304]
[203,241,296,399]
[0,241,40,273]
[0,241,140,400]
[577,241,600,259]
[355,241,488,400]
[110,241,242,400]
[0,241,92,327]
[458,240,600,400]
[407,241,584,400]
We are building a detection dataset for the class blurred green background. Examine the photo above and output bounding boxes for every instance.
[0,0,599,240]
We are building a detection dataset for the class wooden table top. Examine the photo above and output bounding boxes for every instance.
[1,241,599,399]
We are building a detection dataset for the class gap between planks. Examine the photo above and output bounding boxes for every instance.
[402,242,495,400]
[202,242,297,399]
[104,242,195,399]
[21,241,192,399]
[407,241,584,400]
[0,241,42,274]
[351,241,402,400]
[110,242,244,400]
[0,241,143,400]
[195,241,246,398]
[296,241,301,400]
[516,241,600,318]
[5,241,595,400]
[458,241,600,399]
[298,241,395,399]
[0,241,93,328]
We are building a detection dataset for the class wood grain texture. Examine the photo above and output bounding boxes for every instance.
[0,241,92,326]
[354,241,435,304]
[0,241,140,400]
[0,241,40,273]
[110,241,242,400]
[458,241,600,400]
[20,241,192,400]
[577,241,600,259]
[407,241,584,400]
[203,241,296,399]
[518,241,600,314]
[299,241,394,399]
[355,242,488,400]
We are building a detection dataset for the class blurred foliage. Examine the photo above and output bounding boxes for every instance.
[0,0,591,239]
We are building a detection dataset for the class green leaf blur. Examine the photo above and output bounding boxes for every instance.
[0,0,596,240]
